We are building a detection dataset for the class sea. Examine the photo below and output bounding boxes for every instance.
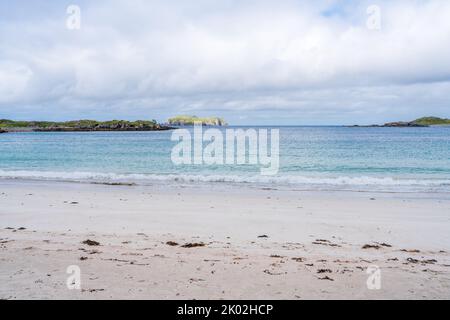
[1,126,450,192]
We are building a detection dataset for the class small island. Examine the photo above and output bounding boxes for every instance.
[351,117,450,128]
[0,119,174,133]
[168,115,227,126]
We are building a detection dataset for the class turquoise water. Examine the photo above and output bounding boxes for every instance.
[1,126,450,191]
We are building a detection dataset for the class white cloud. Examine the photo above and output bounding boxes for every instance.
[0,61,33,103]
[0,0,449,124]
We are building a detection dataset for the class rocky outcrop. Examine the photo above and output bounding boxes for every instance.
[0,120,174,132]
[349,116,450,127]
[168,116,227,126]
[382,121,427,127]
[0,129,7,134]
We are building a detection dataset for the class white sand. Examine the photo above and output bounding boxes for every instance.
[1,179,450,299]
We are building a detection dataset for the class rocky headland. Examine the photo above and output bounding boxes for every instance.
[0,119,174,133]
[168,115,227,126]
[350,117,450,128]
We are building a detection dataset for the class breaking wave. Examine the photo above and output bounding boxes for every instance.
[1,170,450,192]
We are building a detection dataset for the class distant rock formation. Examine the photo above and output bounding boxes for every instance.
[409,117,450,126]
[168,115,227,126]
[0,119,174,132]
[350,117,450,128]
[382,121,427,127]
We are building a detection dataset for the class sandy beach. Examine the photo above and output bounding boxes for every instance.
[1,179,449,300]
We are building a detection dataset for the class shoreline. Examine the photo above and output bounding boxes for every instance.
[1,179,450,299]
[1,176,450,195]
[1,172,450,194]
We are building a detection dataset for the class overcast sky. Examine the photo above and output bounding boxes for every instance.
[1,0,450,125]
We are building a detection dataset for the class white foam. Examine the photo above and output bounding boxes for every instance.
[0,169,449,191]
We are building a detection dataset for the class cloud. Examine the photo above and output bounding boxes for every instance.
[0,0,449,124]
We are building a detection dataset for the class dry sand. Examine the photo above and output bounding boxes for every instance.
[1,179,450,299]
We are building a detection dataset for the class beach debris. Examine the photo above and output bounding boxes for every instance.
[370,198,376,201]
[181,242,206,248]
[291,257,305,262]
[79,257,88,261]
[313,239,341,247]
[189,278,206,283]
[376,242,392,248]
[423,259,437,264]
[263,269,286,276]
[166,241,179,246]
[233,257,247,261]
[70,202,79,205]
[407,258,437,265]
[6,227,27,231]
[317,269,332,274]
[333,259,354,264]
[258,235,269,238]
[92,182,136,186]
[318,276,334,281]
[82,289,105,293]
[103,258,131,263]
[82,239,100,246]
[270,255,284,258]
[121,252,143,256]
[362,244,381,250]
[401,249,420,253]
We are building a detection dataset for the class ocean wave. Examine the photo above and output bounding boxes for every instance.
[0,169,449,190]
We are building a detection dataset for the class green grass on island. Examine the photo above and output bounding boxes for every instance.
[411,117,450,126]
[0,119,170,131]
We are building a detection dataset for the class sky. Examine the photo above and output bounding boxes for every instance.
[0,0,450,125]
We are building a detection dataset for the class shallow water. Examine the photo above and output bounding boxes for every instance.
[1,126,450,192]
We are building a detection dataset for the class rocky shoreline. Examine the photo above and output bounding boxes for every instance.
[350,122,428,128]
[349,117,450,128]
[168,115,227,126]
[32,126,174,132]
[0,120,175,133]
